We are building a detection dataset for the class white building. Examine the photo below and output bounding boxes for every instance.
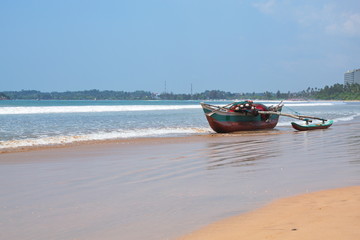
[344,68,360,84]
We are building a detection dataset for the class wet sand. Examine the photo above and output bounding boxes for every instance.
[179,186,360,240]
[1,121,360,239]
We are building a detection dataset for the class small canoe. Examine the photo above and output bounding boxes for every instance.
[291,120,333,131]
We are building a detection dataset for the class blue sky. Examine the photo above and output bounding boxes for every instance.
[1,0,359,93]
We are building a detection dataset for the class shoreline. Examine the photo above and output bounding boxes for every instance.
[178,186,360,240]
[0,128,293,155]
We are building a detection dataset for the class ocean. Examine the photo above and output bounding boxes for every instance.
[1,100,360,150]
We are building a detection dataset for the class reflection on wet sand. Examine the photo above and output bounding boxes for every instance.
[206,137,280,170]
[346,123,360,165]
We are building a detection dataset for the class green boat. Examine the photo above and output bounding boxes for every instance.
[291,120,333,131]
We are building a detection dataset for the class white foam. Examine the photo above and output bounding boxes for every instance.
[268,102,335,107]
[0,127,212,149]
[333,113,360,122]
[0,102,340,115]
[0,105,202,115]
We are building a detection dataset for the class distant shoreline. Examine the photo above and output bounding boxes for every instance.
[2,98,359,102]
[1,83,360,100]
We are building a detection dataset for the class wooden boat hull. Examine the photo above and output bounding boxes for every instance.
[201,103,281,133]
[291,120,333,131]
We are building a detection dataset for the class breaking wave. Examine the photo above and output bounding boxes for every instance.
[333,112,360,122]
[0,105,201,115]
[0,102,337,115]
[280,102,335,107]
[0,127,211,150]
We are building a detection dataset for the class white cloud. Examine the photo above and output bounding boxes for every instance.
[253,1,360,37]
[296,3,360,37]
[295,4,335,26]
[326,13,360,36]
[253,0,277,14]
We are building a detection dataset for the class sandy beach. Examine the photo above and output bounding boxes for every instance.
[179,186,360,240]
[1,120,360,239]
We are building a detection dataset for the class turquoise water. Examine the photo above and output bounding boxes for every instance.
[0,100,359,150]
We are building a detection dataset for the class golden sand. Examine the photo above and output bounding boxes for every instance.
[179,186,360,240]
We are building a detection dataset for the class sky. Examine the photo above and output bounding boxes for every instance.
[1,0,360,93]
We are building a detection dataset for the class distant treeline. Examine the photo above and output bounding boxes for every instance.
[302,83,360,100]
[1,83,360,100]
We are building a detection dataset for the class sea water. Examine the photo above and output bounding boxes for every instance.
[1,100,360,150]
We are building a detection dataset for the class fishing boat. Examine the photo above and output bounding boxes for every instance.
[201,100,333,133]
[291,120,333,131]
[200,101,283,133]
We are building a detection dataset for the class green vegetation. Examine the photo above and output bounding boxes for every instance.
[1,90,156,100]
[1,83,360,100]
[312,83,360,100]
[0,92,10,100]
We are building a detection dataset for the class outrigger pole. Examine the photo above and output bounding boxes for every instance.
[205,103,233,117]
[257,111,328,123]
[203,101,328,123]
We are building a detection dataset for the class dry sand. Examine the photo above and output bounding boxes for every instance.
[179,186,360,240]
